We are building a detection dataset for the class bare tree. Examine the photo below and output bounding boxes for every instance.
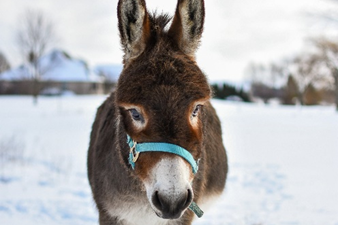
[312,38,338,110]
[311,0,338,109]
[269,59,292,88]
[291,52,329,105]
[317,0,338,24]
[16,9,57,104]
[246,60,291,103]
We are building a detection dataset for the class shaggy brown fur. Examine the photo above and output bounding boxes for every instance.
[88,0,227,224]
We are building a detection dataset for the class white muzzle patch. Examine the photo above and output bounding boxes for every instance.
[144,156,193,219]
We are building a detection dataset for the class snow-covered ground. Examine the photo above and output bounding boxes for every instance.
[0,96,337,225]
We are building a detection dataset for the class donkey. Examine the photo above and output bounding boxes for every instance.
[87,0,228,224]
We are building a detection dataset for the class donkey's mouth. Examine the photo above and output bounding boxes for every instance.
[154,209,184,220]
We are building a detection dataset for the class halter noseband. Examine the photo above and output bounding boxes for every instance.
[127,135,199,174]
[126,134,204,218]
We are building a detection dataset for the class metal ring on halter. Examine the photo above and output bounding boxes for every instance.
[130,141,139,163]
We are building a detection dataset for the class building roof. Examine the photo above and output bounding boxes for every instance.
[0,50,105,83]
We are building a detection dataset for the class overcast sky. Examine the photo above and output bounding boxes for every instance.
[0,0,337,82]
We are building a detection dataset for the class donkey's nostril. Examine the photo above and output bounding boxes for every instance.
[152,191,163,211]
[182,188,193,209]
[151,189,193,219]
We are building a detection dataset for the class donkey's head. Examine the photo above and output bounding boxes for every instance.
[116,0,209,219]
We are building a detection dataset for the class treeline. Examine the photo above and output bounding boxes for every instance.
[246,37,338,109]
[211,83,251,102]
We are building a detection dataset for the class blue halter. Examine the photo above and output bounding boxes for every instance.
[127,135,199,174]
[126,135,203,217]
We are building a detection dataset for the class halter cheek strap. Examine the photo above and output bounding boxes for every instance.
[126,135,204,218]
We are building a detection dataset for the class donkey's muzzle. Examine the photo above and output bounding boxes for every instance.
[151,189,193,219]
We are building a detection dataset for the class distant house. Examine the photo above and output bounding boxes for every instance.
[94,64,123,93]
[0,50,109,95]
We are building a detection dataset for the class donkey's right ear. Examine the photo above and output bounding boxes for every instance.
[118,0,151,63]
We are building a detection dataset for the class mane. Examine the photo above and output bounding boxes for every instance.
[140,12,173,53]
[148,12,172,33]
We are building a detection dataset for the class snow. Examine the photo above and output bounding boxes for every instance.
[0,96,337,225]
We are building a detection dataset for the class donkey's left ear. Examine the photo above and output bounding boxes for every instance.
[168,0,205,57]
[118,0,151,63]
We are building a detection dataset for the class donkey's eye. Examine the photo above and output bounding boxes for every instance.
[192,105,202,117]
[129,109,143,121]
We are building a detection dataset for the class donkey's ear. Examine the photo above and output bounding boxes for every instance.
[118,0,151,63]
[168,0,205,57]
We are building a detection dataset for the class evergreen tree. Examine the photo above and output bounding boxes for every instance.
[304,83,321,105]
[284,75,299,105]
[211,82,251,102]
[0,52,11,73]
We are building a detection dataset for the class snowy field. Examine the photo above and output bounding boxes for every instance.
[0,96,337,225]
